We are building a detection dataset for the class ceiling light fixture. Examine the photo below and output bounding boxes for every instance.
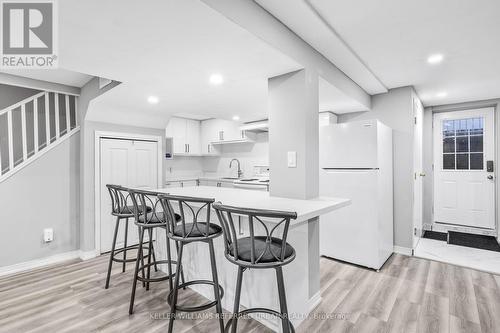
[147,96,159,104]
[209,74,224,85]
[427,54,444,64]
[232,115,240,121]
[436,92,448,98]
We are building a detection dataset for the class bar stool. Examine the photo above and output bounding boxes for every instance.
[105,184,154,289]
[212,203,297,333]
[128,189,184,315]
[158,194,224,333]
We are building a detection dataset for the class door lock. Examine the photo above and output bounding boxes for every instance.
[487,175,494,180]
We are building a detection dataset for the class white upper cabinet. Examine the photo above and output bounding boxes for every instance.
[200,119,220,155]
[167,117,254,157]
[202,119,253,145]
[186,119,201,155]
[166,117,201,155]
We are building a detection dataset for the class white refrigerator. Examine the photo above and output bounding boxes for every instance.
[319,119,394,270]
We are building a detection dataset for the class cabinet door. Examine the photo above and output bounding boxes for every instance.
[186,119,201,155]
[218,119,244,142]
[200,120,220,155]
[167,117,187,154]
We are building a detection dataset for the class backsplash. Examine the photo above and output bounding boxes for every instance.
[165,132,269,179]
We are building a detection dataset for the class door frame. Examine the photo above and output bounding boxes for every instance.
[432,107,496,232]
[413,97,424,250]
[94,131,163,255]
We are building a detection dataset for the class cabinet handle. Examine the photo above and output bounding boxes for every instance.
[208,144,210,153]
[187,144,189,153]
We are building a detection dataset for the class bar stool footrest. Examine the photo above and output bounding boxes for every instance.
[168,280,224,312]
[110,243,152,263]
[136,260,179,283]
[225,308,295,333]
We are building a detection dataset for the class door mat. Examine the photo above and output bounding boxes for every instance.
[448,231,500,252]
[422,230,447,242]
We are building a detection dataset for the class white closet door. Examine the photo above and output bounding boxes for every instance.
[100,138,158,253]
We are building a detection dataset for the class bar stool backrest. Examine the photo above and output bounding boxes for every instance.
[158,194,216,240]
[106,184,134,217]
[128,189,164,227]
[212,203,297,266]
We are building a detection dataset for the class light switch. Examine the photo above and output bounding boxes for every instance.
[287,151,297,168]
[43,228,54,243]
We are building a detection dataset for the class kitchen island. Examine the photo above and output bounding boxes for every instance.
[152,186,350,331]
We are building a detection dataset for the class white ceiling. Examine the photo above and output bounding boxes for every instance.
[56,0,302,127]
[54,0,367,128]
[258,0,500,106]
[0,68,92,88]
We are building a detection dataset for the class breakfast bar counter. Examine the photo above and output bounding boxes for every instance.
[152,186,350,331]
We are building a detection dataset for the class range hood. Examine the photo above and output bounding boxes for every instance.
[239,119,268,133]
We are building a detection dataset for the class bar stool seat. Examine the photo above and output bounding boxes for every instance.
[213,203,298,333]
[230,236,295,263]
[105,185,156,290]
[159,194,225,333]
[138,212,181,224]
[173,222,222,238]
[128,189,185,315]
[119,205,152,215]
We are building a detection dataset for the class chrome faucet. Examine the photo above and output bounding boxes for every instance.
[229,158,243,178]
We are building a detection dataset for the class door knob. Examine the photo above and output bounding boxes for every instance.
[487,175,494,180]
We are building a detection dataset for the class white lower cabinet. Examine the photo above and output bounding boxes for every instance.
[165,179,198,188]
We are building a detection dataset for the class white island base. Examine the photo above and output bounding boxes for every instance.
[152,186,350,332]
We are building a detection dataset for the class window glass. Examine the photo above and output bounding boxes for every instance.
[442,117,484,170]
[443,154,455,170]
[470,153,483,170]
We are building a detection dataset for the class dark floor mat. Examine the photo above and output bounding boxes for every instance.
[448,231,500,252]
[423,230,447,241]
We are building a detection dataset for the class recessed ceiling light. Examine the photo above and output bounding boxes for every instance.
[232,115,240,121]
[436,92,448,98]
[147,96,159,104]
[209,74,224,85]
[427,54,444,64]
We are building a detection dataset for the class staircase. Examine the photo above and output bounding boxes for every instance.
[0,91,79,182]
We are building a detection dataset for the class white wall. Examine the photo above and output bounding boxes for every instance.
[338,87,415,249]
[0,133,80,266]
[203,132,269,177]
[165,132,269,180]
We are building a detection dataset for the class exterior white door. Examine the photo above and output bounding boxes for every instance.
[99,138,158,253]
[433,108,495,229]
[413,98,424,249]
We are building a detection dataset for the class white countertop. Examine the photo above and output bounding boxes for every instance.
[154,186,350,225]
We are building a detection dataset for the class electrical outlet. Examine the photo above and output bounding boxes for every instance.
[43,228,54,243]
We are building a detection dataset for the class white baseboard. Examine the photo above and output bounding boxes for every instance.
[79,249,98,260]
[393,246,413,256]
[0,250,81,277]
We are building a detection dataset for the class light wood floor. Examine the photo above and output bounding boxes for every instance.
[0,252,499,333]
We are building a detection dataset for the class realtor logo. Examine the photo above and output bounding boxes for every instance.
[1,0,57,68]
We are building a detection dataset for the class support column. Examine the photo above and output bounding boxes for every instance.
[268,69,319,199]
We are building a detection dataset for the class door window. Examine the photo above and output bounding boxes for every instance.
[442,118,484,170]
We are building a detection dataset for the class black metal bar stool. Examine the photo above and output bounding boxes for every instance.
[158,194,225,333]
[213,203,298,333]
[105,184,155,289]
[128,189,184,315]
